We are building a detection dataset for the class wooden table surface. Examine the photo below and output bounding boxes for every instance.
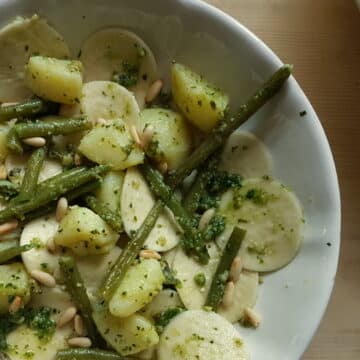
[204,1,360,359]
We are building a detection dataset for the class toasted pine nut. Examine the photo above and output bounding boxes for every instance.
[30,270,56,288]
[0,220,18,235]
[74,153,82,166]
[74,314,84,336]
[22,136,46,147]
[96,117,107,126]
[243,307,261,328]
[0,164,7,180]
[58,306,77,327]
[141,125,154,149]
[198,208,216,231]
[46,237,56,253]
[139,249,161,260]
[222,281,235,308]
[56,197,68,222]
[9,296,22,313]
[130,125,142,146]
[68,337,92,348]
[158,161,168,174]
[145,79,163,103]
[229,257,242,283]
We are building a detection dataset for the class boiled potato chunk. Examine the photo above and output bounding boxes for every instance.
[79,118,144,170]
[0,263,31,314]
[139,108,192,170]
[171,63,229,132]
[54,205,118,256]
[109,259,164,318]
[93,310,159,356]
[25,56,83,104]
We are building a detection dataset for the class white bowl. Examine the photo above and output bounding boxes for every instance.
[0,0,341,359]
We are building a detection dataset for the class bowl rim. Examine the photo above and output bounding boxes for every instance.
[179,0,341,356]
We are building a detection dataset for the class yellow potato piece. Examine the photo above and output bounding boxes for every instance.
[171,63,229,132]
[54,205,118,256]
[109,259,164,318]
[25,56,83,104]
[79,118,144,170]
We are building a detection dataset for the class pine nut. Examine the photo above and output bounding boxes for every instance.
[158,161,168,174]
[0,164,7,180]
[198,208,216,231]
[141,125,154,149]
[8,296,22,313]
[96,118,107,126]
[56,197,68,222]
[0,220,18,235]
[30,270,56,288]
[229,257,242,283]
[139,249,161,260]
[130,125,142,146]
[46,237,56,253]
[58,306,77,327]
[74,154,82,166]
[145,80,163,103]
[222,281,235,308]
[68,337,92,348]
[243,307,261,328]
[74,315,84,336]
[22,137,46,147]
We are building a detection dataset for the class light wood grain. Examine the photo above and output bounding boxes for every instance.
[204,0,360,359]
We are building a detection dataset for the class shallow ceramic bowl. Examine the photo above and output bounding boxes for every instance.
[0,0,341,358]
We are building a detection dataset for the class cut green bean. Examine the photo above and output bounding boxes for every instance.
[99,200,163,301]
[0,180,18,200]
[24,180,102,221]
[167,65,292,187]
[0,243,34,264]
[140,163,209,263]
[14,117,91,138]
[59,256,101,346]
[14,147,46,204]
[0,165,109,223]
[85,195,123,233]
[140,163,197,231]
[6,126,23,153]
[56,348,127,360]
[205,227,246,310]
[0,98,57,122]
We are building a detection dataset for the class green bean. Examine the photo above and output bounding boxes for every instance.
[205,227,246,310]
[0,165,109,223]
[85,195,123,233]
[99,200,163,301]
[24,180,102,221]
[183,157,219,214]
[140,163,209,263]
[0,228,21,243]
[59,256,101,346]
[56,348,127,360]
[167,65,292,187]
[0,243,34,264]
[14,147,46,204]
[140,163,197,231]
[6,126,22,153]
[15,117,91,138]
[0,98,57,122]
[0,180,18,200]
